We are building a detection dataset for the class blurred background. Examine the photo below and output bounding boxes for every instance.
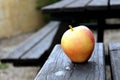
[0,0,59,80]
[0,0,120,80]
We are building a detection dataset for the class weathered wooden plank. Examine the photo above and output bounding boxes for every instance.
[110,0,120,5]
[109,42,120,80]
[1,21,60,62]
[35,43,105,80]
[21,26,58,59]
[87,0,108,10]
[41,0,75,12]
[12,26,59,66]
[110,0,120,9]
[65,0,91,11]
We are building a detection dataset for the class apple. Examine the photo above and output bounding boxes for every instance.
[61,25,95,63]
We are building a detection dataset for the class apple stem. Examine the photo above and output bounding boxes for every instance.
[69,25,74,31]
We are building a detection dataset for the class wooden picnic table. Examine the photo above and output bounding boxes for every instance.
[33,0,120,79]
[41,0,120,42]
[34,42,120,80]
[1,1,120,79]
[34,43,105,80]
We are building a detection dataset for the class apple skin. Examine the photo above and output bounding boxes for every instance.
[61,25,95,63]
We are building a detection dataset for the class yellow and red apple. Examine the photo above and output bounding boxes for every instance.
[61,25,95,63]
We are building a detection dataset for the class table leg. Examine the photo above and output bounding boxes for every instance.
[97,18,105,42]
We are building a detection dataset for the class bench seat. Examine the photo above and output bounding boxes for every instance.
[0,21,60,66]
[35,43,105,80]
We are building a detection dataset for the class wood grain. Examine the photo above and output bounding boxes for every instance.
[110,0,120,9]
[87,0,108,10]
[21,26,58,59]
[42,0,109,12]
[1,21,60,62]
[35,43,105,80]
[109,42,120,80]
[41,0,75,12]
[65,0,91,11]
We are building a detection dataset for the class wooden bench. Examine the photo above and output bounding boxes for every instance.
[0,21,60,66]
[109,42,120,80]
[34,43,105,80]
